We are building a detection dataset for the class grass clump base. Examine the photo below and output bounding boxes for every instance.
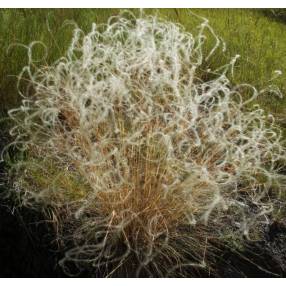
[3,11,286,277]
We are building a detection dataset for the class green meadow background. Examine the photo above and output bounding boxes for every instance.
[0,8,285,130]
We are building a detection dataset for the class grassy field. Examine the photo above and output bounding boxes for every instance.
[0,9,285,121]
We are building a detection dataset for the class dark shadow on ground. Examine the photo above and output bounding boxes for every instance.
[0,202,66,277]
[0,199,285,277]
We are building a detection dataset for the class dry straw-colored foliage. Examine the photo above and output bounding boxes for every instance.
[3,11,286,277]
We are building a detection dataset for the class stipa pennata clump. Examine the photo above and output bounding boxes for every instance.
[3,11,286,277]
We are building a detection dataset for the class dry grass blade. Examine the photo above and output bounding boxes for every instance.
[3,11,286,277]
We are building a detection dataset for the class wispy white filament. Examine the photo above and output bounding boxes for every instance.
[4,11,286,277]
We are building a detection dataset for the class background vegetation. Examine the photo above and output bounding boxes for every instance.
[0,9,286,123]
